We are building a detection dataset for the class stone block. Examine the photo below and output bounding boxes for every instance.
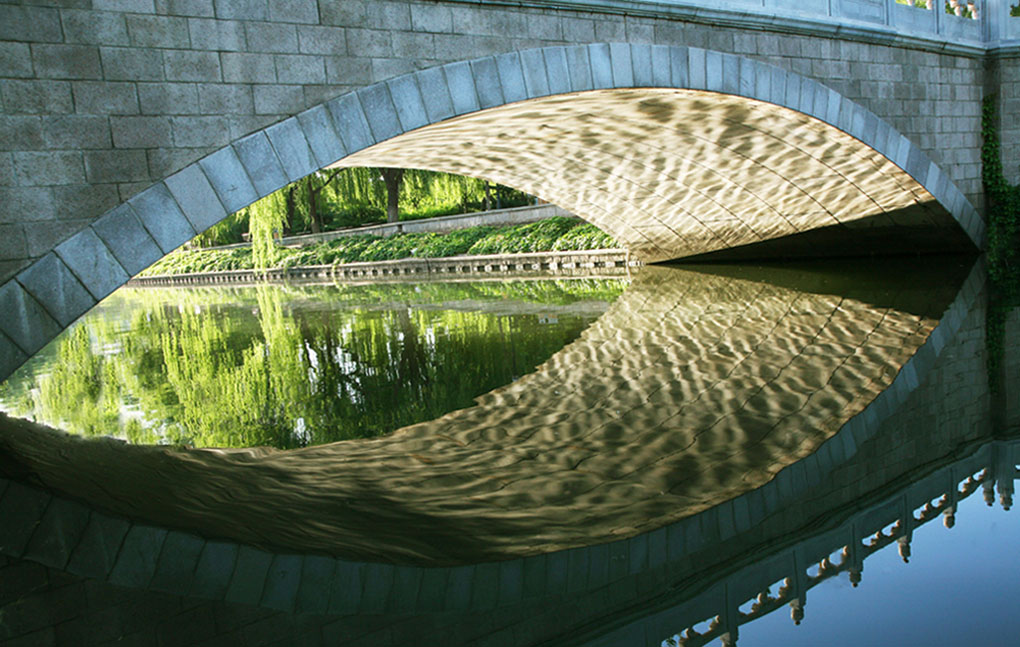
[165,50,222,82]
[0,117,44,152]
[0,5,62,43]
[588,43,612,90]
[84,150,149,184]
[468,563,497,610]
[391,31,434,59]
[264,118,316,181]
[543,47,570,96]
[386,565,421,612]
[416,65,454,123]
[148,531,205,594]
[127,15,190,48]
[608,42,633,88]
[346,28,392,58]
[188,17,246,51]
[214,0,266,21]
[520,48,549,98]
[383,74,426,133]
[104,524,167,590]
[111,116,173,149]
[221,52,277,83]
[165,163,228,232]
[416,567,449,612]
[0,482,51,557]
[443,565,473,611]
[0,80,73,115]
[0,43,32,79]
[323,92,371,156]
[296,104,345,167]
[441,61,478,116]
[326,561,364,614]
[95,0,156,11]
[587,543,609,589]
[411,3,453,33]
[627,43,652,87]
[199,146,258,213]
[191,541,239,599]
[253,85,304,116]
[245,21,298,54]
[297,25,346,55]
[172,116,232,149]
[136,83,198,116]
[360,563,394,613]
[274,54,326,84]
[128,182,196,253]
[0,330,29,382]
[55,227,130,301]
[565,548,589,593]
[12,152,84,186]
[558,45,591,92]
[91,203,164,276]
[269,0,319,24]
[100,47,164,81]
[233,131,288,197]
[24,220,86,260]
[497,560,523,607]
[490,52,525,104]
[73,83,139,117]
[470,57,504,110]
[62,9,130,46]
[17,252,96,327]
[294,555,335,615]
[197,84,253,115]
[65,512,131,579]
[0,223,26,258]
[260,554,303,611]
[223,545,270,604]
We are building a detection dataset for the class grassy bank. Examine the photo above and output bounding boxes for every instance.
[142,217,619,277]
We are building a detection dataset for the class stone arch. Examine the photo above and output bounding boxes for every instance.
[0,43,984,381]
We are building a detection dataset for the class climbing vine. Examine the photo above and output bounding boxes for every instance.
[981,95,1020,392]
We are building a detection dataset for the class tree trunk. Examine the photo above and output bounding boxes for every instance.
[381,168,404,223]
[284,185,296,235]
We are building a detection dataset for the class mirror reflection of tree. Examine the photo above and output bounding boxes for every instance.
[1,281,624,450]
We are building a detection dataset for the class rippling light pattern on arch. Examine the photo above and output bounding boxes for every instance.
[336,88,963,262]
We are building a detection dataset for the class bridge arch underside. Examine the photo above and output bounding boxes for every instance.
[335,88,974,262]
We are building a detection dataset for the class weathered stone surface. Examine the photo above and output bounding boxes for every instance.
[65,512,131,579]
[164,163,228,233]
[55,227,130,301]
[127,182,196,253]
[0,482,51,557]
[91,203,164,276]
[198,146,257,214]
[16,253,95,328]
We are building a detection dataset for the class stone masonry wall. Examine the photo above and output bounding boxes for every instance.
[992,54,1020,186]
[0,0,991,284]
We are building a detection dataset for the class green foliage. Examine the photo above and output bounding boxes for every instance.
[1012,4,1020,17]
[141,218,619,277]
[980,95,1020,393]
[193,167,533,247]
[1,280,626,448]
[466,217,580,255]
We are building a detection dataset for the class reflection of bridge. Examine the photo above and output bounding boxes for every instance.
[2,0,1019,380]
[0,257,998,645]
[648,438,1019,647]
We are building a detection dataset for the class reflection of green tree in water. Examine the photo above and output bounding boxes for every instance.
[3,281,621,449]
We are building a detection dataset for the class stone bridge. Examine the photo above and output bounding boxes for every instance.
[1,2,1019,370]
[1,0,1019,379]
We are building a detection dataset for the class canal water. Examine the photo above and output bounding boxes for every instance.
[0,255,1016,646]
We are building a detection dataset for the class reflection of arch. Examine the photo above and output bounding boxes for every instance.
[0,258,980,609]
[0,43,984,380]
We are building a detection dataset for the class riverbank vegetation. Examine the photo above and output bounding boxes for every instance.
[198,166,533,248]
[142,217,619,277]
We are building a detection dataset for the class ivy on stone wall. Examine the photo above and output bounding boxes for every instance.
[980,95,1020,393]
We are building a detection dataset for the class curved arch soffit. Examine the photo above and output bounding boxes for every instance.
[0,43,985,380]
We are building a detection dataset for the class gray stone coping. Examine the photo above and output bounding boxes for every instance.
[0,258,986,615]
[0,42,985,385]
[477,0,1018,57]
